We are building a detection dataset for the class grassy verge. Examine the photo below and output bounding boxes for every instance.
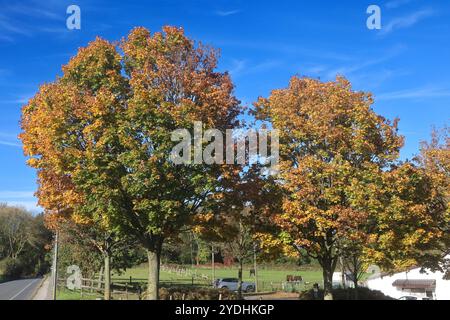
[56,287,101,300]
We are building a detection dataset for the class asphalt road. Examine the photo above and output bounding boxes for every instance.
[0,278,42,300]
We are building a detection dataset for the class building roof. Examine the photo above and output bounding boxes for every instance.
[392,279,436,290]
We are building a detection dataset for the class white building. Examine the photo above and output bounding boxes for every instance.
[366,264,450,300]
[332,272,355,288]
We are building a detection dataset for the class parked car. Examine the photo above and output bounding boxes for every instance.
[398,296,418,300]
[214,278,255,292]
[398,296,433,300]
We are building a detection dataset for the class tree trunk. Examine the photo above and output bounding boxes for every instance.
[103,252,111,300]
[146,249,161,300]
[353,278,359,300]
[253,244,258,293]
[211,245,215,287]
[352,262,359,300]
[340,256,346,289]
[97,265,104,289]
[322,260,334,300]
[237,259,243,299]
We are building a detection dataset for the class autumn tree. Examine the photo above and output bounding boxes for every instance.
[21,26,241,300]
[418,127,449,264]
[369,127,450,274]
[254,76,404,299]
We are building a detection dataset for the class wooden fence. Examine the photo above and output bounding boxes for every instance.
[57,276,146,299]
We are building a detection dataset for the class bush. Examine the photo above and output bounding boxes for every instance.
[298,287,394,300]
[0,258,24,280]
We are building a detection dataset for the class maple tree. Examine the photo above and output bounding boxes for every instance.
[360,127,449,275]
[254,76,404,299]
[366,162,446,270]
[21,26,241,300]
[20,37,126,299]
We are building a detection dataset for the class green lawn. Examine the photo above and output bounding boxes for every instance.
[113,264,323,292]
[58,264,325,299]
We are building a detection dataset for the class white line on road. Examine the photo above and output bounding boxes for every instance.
[9,279,40,300]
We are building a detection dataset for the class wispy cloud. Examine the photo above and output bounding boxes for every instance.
[377,86,450,100]
[214,39,353,62]
[381,9,435,35]
[0,92,33,104]
[228,59,282,78]
[0,13,32,37]
[386,0,413,9]
[0,191,34,198]
[0,201,40,213]
[0,140,21,147]
[215,9,241,17]
[229,59,246,76]
[0,2,67,41]
[0,34,14,42]
[0,191,39,213]
[323,45,406,79]
[3,3,64,21]
[0,132,21,148]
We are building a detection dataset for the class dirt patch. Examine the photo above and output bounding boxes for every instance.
[245,291,299,300]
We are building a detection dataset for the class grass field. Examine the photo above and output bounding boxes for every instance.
[58,264,325,299]
[113,264,323,292]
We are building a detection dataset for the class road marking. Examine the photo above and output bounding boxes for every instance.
[9,279,40,300]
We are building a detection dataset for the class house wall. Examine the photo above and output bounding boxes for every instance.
[367,268,450,300]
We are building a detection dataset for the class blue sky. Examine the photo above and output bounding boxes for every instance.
[0,0,449,211]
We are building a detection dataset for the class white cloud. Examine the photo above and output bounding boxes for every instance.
[386,0,413,9]
[0,132,21,148]
[215,10,240,17]
[0,2,68,40]
[0,93,33,104]
[0,191,40,213]
[0,191,35,198]
[2,201,41,213]
[229,59,246,76]
[377,86,450,100]
[0,140,21,147]
[0,13,32,36]
[381,9,435,35]
[323,45,406,79]
[228,59,282,78]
